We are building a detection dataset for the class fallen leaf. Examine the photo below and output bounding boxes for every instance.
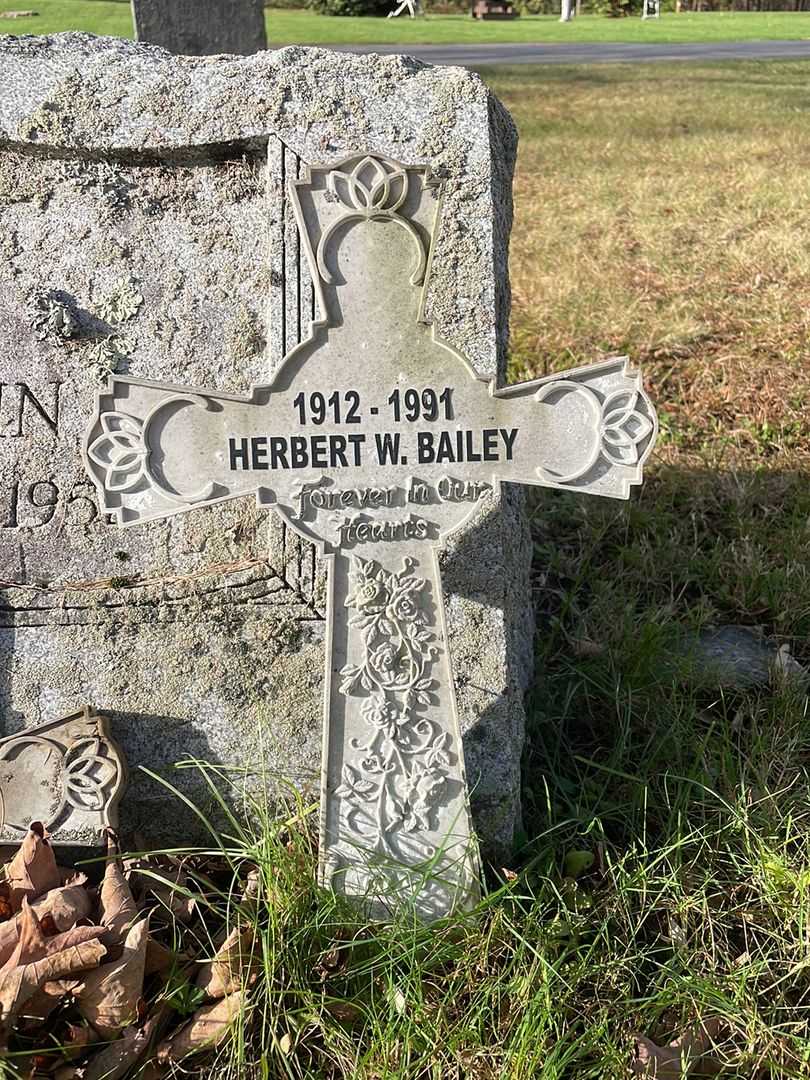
[99,831,138,955]
[126,852,196,924]
[16,979,66,1031]
[74,916,149,1039]
[241,867,260,908]
[81,1014,159,1080]
[278,1031,294,1055]
[571,637,605,658]
[631,1019,723,1078]
[3,822,61,912]
[0,898,105,977]
[0,937,106,1042]
[325,1000,362,1024]
[156,989,244,1064]
[62,1021,100,1060]
[0,898,46,975]
[563,850,594,879]
[144,938,183,977]
[195,925,256,1000]
[62,871,89,888]
[0,884,13,922]
[0,885,93,968]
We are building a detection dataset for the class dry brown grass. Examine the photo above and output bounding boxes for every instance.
[491,62,810,468]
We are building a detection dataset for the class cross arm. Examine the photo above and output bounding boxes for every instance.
[488,356,657,500]
[83,376,278,526]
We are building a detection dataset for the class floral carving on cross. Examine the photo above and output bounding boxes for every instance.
[335,556,453,862]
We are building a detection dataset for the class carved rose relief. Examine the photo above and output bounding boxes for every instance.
[336,556,451,868]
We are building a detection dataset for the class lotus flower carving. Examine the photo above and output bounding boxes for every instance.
[328,156,408,216]
[86,411,148,493]
[599,389,654,467]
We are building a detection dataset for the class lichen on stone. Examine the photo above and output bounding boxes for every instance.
[225,304,264,364]
[0,148,56,210]
[27,289,80,343]
[85,334,134,379]
[58,159,133,211]
[98,275,144,324]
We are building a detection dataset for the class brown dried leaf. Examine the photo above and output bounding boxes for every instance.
[0,898,105,981]
[126,852,197,924]
[3,823,61,912]
[62,1020,101,1060]
[62,871,88,888]
[156,989,244,1064]
[0,898,47,975]
[0,937,106,1042]
[152,874,196,925]
[631,1019,724,1078]
[325,1000,362,1024]
[196,925,256,1000]
[99,833,138,956]
[570,637,606,659]
[74,916,149,1039]
[240,867,260,914]
[16,980,65,1031]
[0,883,13,923]
[0,885,93,967]
[144,938,184,978]
[81,1014,159,1080]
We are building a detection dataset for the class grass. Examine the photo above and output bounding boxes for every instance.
[4,3,810,45]
[5,51,810,1079]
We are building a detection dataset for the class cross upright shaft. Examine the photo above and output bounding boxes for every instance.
[83,153,657,918]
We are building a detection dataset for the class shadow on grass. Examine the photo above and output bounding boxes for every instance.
[520,463,810,856]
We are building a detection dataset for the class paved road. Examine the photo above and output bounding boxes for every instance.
[330,39,810,65]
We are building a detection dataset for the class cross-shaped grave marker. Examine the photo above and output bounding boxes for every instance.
[83,154,657,919]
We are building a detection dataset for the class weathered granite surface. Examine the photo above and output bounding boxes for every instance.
[132,0,267,57]
[0,34,531,863]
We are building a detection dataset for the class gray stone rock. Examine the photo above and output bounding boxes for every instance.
[0,34,530,866]
[131,0,267,57]
[683,625,805,690]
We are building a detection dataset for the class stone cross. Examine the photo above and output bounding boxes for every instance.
[131,0,267,55]
[83,153,657,918]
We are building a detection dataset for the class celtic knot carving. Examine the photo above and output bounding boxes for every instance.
[0,706,126,844]
[85,394,216,511]
[64,737,121,812]
[328,156,408,216]
[335,556,453,863]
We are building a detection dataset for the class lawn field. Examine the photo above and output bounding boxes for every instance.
[5,41,810,1080]
[3,3,810,44]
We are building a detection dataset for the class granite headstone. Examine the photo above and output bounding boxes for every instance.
[132,0,267,56]
[0,35,656,916]
[0,35,531,873]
